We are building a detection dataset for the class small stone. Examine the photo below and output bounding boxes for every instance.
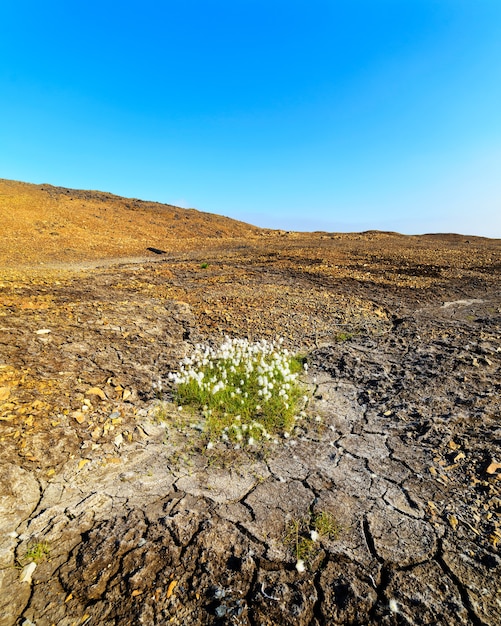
[72,411,86,424]
[87,387,106,400]
[35,329,51,335]
[135,425,149,439]
[486,461,501,475]
[19,562,37,584]
[167,580,178,598]
[114,433,124,447]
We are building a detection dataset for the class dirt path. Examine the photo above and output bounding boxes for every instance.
[1,235,500,625]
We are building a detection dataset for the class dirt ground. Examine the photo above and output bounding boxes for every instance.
[1,182,500,625]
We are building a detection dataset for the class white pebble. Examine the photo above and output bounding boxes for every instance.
[19,562,37,584]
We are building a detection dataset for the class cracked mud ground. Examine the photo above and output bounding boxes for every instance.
[1,231,500,625]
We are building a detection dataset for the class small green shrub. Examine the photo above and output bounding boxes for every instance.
[167,337,307,446]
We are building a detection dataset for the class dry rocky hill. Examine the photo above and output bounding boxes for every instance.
[0,179,500,625]
[0,178,261,267]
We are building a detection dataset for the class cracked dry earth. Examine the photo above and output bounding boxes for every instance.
[1,233,500,626]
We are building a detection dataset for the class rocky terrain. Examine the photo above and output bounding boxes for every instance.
[0,180,500,625]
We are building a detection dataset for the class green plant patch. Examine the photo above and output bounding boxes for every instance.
[285,510,341,572]
[21,540,51,565]
[334,331,354,342]
[167,337,308,446]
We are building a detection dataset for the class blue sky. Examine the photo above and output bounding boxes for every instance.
[1,1,500,237]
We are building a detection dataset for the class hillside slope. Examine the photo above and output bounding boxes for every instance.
[0,179,261,266]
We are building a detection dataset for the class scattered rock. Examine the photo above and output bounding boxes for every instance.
[0,231,500,625]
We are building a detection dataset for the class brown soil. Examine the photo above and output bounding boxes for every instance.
[0,179,500,625]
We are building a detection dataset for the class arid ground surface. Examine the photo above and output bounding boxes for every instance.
[1,180,500,625]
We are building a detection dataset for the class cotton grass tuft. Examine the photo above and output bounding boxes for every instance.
[167,337,306,445]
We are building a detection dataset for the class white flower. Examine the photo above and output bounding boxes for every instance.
[206,441,214,450]
[389,599,399,613]
[295,559,305,573]
[310,530,319,542]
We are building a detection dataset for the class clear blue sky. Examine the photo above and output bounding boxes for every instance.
[1,1,500,237]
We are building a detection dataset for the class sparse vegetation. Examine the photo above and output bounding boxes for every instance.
[167,337,308,446]
[313,510,342,538]
[334,331,354,342]
[21,540,51,565]
[285,510,341,571]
